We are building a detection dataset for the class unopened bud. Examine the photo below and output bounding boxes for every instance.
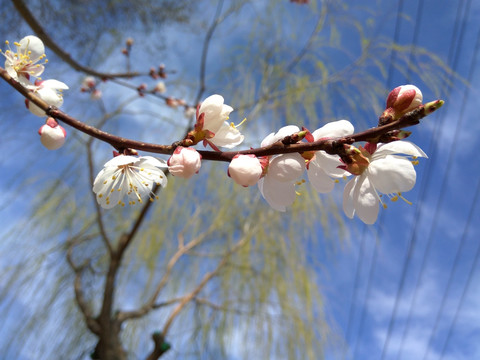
[228,154,263,187]
[125,37,134,47]
[153,81,166,94]
[167,147,202,178]
[38,118,66,150]
[386,84,423,115]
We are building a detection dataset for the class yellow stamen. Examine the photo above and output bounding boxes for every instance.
[230,118,247,129]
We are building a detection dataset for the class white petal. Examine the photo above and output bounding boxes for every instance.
[138,156,168,169]
[19,36,45,60]
[312,120,354,140]
[41,79,69,90]
[268,153,305,182]
[199,95,232,133]
[307,161,336,193]
[368,156,416,194]
[313,152,349,178]
[258,176,296,212]
[104,155,138,167]
[261,125,300,147]
[210,122,244,148]
[354,175,380,225]
[343,177,357,219]
[374,141,427,159]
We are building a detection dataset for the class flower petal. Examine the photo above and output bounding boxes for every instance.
[307,161,336,193]
[368,156,416,193]
[19,36,45,61]
[313,152,349,178]
[261,125,300,147]
[209,122,244,148]
[312,120,354,140]
[258,176,296,212]
[343,177,357,219]
[268,153,305,182]
[354,175,380,225]
[374,141,427,159]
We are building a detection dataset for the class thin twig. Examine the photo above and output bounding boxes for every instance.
[12,0,143,79]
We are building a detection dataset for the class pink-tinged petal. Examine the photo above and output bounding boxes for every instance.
[312,120,354,140]
[268,153,305,182]
[343,177,357,219]
[368,156,416,194]
[374,141,427,159]
[258,176,296,212]
[354,175,380,225]
[307,161,335,193]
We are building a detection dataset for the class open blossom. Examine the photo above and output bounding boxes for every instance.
[93,155,168,209]
[2,36,47,86]
[167,147,201,178]
[38,117,66,150]
[342,141,427,224]
[26,79,69,116]
[307,120,354,193]
[258,125,306,211]
[228,154,264,187]
[194,94,244,148]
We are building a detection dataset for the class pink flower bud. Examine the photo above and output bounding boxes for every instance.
[386,85,423,114]
[38,118,66,150]
[167,147,202,178]
[91,89,102,100]
[153,81,166,93]
[228,154,263,187]
[82,76,96,89]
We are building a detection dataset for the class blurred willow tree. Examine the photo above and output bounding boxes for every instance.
[0,0,450,359]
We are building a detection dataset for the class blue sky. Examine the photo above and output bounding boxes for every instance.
[1,0,480,359]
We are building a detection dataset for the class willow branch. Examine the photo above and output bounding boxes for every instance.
[66,238,101,335]
[160,236,249,337]
[12,0,143,79]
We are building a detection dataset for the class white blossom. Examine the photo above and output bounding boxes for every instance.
[343,141,427,224]
[198,94,233,134]
[258,126,306,211]
[307,120,354,193]
[93,155,167,209]
[2,36,47,86]
[27,79,69,116]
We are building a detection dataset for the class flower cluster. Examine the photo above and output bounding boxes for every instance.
[3,35,69,149]
[90,86,432,225]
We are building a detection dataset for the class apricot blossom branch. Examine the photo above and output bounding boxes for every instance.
[0,64,443,161]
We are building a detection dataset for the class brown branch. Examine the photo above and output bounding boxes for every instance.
[12,0,142,80]
[160,236,249,338]
[0,65,444,164]
[66,238,101,335]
